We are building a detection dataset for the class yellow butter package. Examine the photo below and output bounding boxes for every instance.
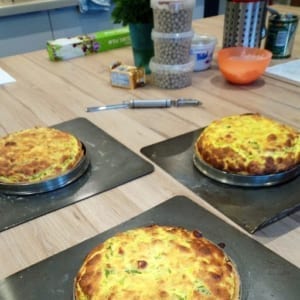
[110,62,146,89]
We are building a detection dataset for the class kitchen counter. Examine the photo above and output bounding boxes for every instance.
[0,4,299,284]
[0,0,76,16]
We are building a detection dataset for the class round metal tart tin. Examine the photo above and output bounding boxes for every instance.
[72,258,243,300]
[73,281,77,300]
[72,231,243,300]
[193,154,300,187]
[0,143,90,195]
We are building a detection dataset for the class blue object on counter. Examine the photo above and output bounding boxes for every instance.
[78,0,111,13]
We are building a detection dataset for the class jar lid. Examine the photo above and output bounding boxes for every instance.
[192,34,217,46]
[149,57,194,73]
[270,13,299,22]
[152,30,194,40]
[151,0,195,9]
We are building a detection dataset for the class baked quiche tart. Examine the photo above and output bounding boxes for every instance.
[194,114,300,175]
[0,127,84,183]
[74,225,240,300]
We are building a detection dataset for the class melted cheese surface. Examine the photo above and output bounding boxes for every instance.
[0,127,83,183]
[195,114,300,175]
[75,225,240,300]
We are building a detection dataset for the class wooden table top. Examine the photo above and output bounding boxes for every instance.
[0,5,299,280]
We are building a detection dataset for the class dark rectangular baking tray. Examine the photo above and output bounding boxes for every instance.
[0,196,299,300]
[0,117,153,232]
[141,129,300,233]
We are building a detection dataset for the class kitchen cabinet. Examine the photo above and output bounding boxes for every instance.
[0,0,205,58]
[0,4,116,58]
[49,6,120,39]
[0,11,52,57]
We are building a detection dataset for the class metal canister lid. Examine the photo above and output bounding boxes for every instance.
[269,13,299,23]
[151,0,195,9]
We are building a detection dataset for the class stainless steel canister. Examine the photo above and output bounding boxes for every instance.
[223,0,267,48]
[265,14,299,58]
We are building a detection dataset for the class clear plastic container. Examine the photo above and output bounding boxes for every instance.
[151,0,196,33]
[152,30,194,64]
[149,57,194,89]
[190,34,217,71]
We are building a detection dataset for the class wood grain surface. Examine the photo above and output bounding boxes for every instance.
[0,5,299,281]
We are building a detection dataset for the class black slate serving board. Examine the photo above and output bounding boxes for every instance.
[0,118,153,232]
[0,196,299,300]
[141,129,300,233]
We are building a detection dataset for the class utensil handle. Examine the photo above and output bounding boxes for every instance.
[175,98,201,106]
[128,99,172,108]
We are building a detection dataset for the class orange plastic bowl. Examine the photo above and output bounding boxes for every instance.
[217,47,272,84]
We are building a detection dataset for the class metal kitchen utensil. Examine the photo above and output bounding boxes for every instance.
[0,143,90,195]
[86,98,201,112]
[193,154,300,187]
[223,0,268,48]
[140,128,300,233]
[0,118,154,232]
[1,196,299,300]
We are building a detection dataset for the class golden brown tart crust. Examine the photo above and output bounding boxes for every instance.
[0,127,84,183]
[74,225,240,300]
[195,114,300,175]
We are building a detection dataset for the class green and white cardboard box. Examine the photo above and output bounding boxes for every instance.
[47,27,131,61]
